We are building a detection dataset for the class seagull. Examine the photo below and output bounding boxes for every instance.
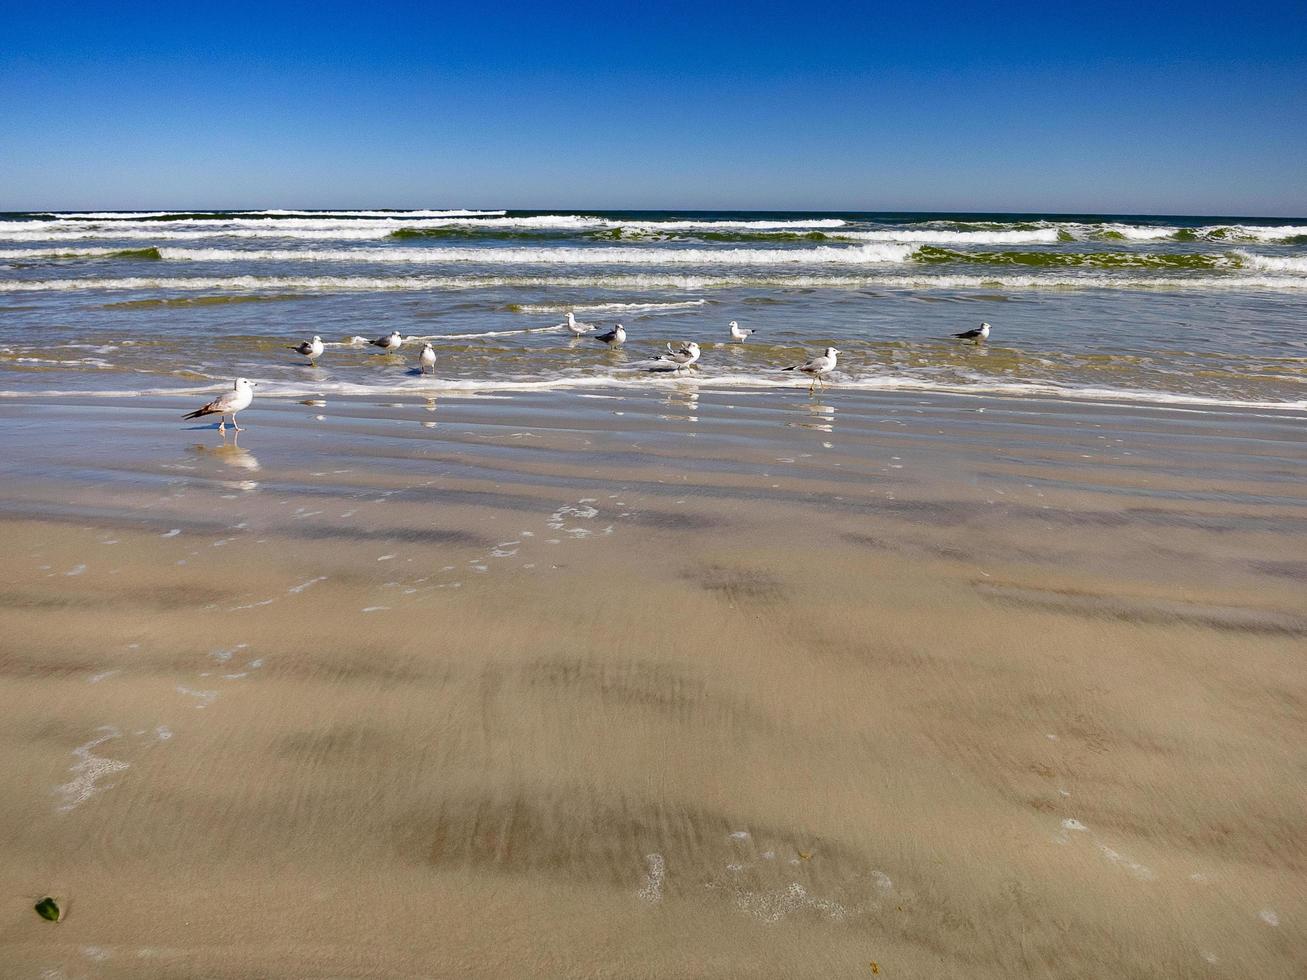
[418,343,437,375]
[564,311,595,336]
[287,335,323,365]
[663,341,698,361]
[729,320,754,341]
[647,341,701,372]
[182,378,256,432]
[784,347,840,392]
[370,330,403,351]
[954,321,991,343]
[595,323,626,345]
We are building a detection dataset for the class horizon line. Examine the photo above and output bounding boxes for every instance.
[5,206,1307,222]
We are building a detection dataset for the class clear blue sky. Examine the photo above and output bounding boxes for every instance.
[2,1,1305,215]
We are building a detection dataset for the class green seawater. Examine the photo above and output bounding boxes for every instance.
[912,245,1235,270]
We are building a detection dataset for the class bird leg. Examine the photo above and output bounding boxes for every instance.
[231,414,243,432]
[218,416,227,432]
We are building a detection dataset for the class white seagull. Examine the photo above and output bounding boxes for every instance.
[287,335,323,365]
[564,311,595,336]
[183,378,256,432]
[595,323,626,345]
[784,347,840,392]
[647,341,701,372]
[954,321,991,343]
[418,343,437,375]
[728,320,754,341]
[370,330,404,351]
[662,341,698,361]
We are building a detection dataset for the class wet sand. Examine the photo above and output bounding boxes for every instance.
[1,388,1304,978]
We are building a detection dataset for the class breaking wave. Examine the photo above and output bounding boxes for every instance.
[4,271,1307,293]
[848,228,1062,245]
[0,243,917,266]
[1236,252,1307,274]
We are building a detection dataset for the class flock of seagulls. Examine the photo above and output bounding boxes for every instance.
[189,316,994,429]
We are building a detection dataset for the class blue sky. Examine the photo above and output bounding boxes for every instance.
[2,1,1305,214]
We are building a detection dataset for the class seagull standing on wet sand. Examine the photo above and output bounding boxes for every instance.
[729,320,754,341]
[564,311,595,336]
[784,347,840,392]
[954,321,991,343]
[370,330,403,351]
[182,378,256,432]
[287,335,323,365]
[595,323,626,345]
[418,342,437,375]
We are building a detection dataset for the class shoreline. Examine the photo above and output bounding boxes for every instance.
[3,380,1306,416]
[2,385,1304,976]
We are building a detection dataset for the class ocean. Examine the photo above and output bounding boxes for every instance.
[1,208,1305,410]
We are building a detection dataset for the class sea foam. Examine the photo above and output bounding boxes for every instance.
[3,271,1306,293]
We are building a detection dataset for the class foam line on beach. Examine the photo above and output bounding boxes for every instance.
[4,374,1305,412]
[331,325,568,345]
[509,299,709,314]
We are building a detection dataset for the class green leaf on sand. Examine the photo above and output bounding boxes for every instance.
[34,897,62,922]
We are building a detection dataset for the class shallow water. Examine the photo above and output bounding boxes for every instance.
[1,209,1306,409]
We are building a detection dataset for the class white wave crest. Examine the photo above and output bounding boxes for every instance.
[194,243,911,266]
[1236,252,1307,273]
[248,209,506,218]
[848,229,1061,245]
[613,218,848,230]
[0,244,917,266]
[0,214,849,241]
[4,271,1307,293]
[0,226,401,242]
[44,211,180,220]
[1093,224,1179,240]
[40,209,507,220]
[1215,224,1307,242]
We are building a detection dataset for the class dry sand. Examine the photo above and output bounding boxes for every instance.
[0,388,1304,977]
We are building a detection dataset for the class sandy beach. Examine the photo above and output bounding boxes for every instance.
[1,387,1304,977]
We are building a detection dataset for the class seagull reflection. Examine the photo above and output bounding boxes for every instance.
[190,439,260,471]
[659,386,700,423]
[787,401,835,433]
